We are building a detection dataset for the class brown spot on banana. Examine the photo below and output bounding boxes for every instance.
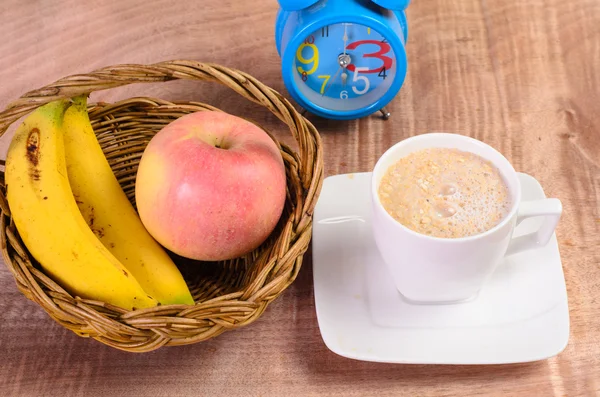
[86,206,105,238]
[26,129,40,165]
[93,228,105,238]
[26,128,41,181]
[88,206,95,227]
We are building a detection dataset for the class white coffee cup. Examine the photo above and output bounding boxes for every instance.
[371,133,562,303]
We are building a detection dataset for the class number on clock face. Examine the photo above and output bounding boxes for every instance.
[293,23,397,112]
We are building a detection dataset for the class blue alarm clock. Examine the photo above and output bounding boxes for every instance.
[275,0,409,120]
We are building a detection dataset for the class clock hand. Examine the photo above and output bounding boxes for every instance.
[324,27,353,97]
[322,66,343,97]
[343,24,348,56]
[342,25,350,88]
[339,54,351,89]
[323,52,353,97]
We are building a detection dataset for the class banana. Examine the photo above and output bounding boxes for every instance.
[62,96,194,306]
[6,100,157,310]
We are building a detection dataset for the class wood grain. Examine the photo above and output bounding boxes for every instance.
[1,0,599,395]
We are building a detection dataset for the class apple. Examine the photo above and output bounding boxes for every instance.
[135,111,287,261]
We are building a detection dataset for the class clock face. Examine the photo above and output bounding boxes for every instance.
[292,23,397,112]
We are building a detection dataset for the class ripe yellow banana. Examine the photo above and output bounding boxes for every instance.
[6,100,158,310]
[62,96,194,306]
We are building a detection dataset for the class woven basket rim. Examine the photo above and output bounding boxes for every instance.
[0,60,324,352]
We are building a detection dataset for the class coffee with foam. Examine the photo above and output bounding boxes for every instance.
[378,148,511,238]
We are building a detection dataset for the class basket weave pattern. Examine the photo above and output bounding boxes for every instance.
[0,61,323,352]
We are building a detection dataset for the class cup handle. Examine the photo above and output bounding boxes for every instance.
[505,199,562,256]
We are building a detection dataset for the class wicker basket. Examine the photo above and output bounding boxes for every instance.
[0,60,323,352]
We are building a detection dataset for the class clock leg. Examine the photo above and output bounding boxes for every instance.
[379,107,391,120]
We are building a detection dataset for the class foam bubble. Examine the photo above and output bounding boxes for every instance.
[378,148,512,238]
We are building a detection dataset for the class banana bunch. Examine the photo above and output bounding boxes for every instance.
[5,97,194,310]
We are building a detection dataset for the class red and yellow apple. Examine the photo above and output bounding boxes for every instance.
[135,111,287,261]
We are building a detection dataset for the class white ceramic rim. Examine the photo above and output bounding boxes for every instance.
[371,132,522,243]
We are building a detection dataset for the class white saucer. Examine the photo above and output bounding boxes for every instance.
[312,172,569,364]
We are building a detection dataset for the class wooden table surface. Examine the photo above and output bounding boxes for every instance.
[1,0,599,396]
